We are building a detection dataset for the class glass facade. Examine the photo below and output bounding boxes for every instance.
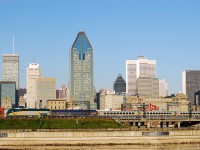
[2,54,19,89]
[0,82,16,108]
[70,31,96,110]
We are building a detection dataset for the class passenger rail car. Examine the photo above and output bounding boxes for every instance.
[97,110,200,120]
[50,109,97,117]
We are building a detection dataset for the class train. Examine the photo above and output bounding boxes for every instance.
[96,110,200,120]
[5,108,200,120]
[6,108,50,118]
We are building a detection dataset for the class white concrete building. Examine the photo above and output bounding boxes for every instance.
[126,56,156,95]
[66,83,70,102]
[26,64,41,108]
[159,79,168,97]
[100,89,123,110]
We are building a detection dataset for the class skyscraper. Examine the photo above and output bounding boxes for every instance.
[2,54,19,89]
[26,63,41,108]
[126,56,156,95]
[70,31,96,110]
[159,79,168,97]
[35,78,56,108]
[136,76,159,98]
[113,74,126,94]
[183,70,200,105]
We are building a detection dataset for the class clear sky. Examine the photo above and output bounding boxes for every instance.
[0,0,200,94]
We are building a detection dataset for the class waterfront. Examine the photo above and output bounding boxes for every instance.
[1,144,200,150]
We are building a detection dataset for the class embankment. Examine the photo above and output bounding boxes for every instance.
[1,129,200,146]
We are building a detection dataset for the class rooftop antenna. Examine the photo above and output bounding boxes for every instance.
[140,50,142,56]
[12,33,15,54]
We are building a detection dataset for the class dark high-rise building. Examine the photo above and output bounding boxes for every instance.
[183,70,200,105]
[0,81,17,108]
[70,31,96,110]
[113,74,126,94]
[18,88,27,97]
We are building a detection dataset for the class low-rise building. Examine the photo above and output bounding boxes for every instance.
[46,99,66,110]
[100,89,123,110]
[0,108,5,118]
[126,93,189,112]
[1,96,12,109]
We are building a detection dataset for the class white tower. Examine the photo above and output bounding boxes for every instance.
[26,63,41,108]
[159,79,168,97]
[126,56,156,95]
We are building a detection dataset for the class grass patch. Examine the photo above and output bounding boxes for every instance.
[0,118,124,129]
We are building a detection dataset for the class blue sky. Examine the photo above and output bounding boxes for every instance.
[0,0,200,94]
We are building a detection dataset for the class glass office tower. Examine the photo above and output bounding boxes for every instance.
[70,31,96,110]
[2,54,19,90]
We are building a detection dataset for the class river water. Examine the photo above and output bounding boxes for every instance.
[1,144,200,150]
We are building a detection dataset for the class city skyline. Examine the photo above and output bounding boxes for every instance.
[0,0,200,94]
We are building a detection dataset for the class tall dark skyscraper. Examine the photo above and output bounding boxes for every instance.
[183,70,200,105]
[70,31,96,110]
[113,74,126,94]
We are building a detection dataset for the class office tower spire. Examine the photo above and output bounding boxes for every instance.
[13,33,15,54]
[70,31,96,110]
[2,34,19,89]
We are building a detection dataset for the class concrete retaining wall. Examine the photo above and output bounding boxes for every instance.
[1,130,200,146]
